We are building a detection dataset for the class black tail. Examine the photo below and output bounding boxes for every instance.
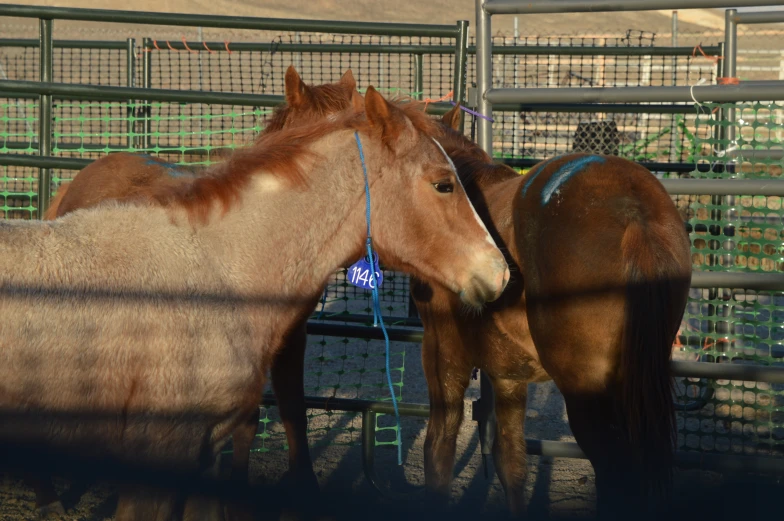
[619,224,691,506]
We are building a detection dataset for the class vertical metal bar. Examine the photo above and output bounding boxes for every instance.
[37,18,53,219]
[715,41,726,163]
[474,2,496,460]
[471,369,496,477]
[126,38,136,149]
[724,9,737,154]
[361,410,379,490]
[669,11,679,163]
[453,20,470,133]
[142,37,152,151]
[413,53,424,101]
[475,0,493,154]
[671,10,678,86]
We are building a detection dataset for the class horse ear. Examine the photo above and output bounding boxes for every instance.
[351,90,364,113]
[284,65,310,108]
[339,69,357,91]
[364,86,416,151]
[442,104,462,131]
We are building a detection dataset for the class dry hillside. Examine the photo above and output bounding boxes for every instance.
[3,0,766,42]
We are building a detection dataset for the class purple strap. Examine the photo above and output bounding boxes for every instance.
[449,101,495,123]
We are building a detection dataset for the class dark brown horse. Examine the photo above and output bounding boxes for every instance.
[410,107,692,519]
[30,65,363,519]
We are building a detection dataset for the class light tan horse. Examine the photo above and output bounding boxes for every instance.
[29,65,363,520]
[0,88,509,520]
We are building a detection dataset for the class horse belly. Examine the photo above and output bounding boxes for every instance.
[0,292,256,471]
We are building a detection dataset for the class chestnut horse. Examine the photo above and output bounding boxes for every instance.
[410,107,691,519]
[29,65,363,519]
[0,88,509,521]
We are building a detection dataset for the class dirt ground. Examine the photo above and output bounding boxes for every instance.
[2,361,784,521]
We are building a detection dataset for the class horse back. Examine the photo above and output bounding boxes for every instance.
[52,153,197,218]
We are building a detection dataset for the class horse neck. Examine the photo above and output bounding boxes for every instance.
[472,173,524,266]
[201,130,367,304]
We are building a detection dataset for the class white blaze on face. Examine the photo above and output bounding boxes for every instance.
[431,138,497,247]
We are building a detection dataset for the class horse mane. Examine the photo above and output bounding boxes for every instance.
[434,123,518,190]
[260,81,359,138]
[144,99,440,225]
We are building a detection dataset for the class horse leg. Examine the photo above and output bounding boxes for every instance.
[182,454,226,521]
[229,406,260,483]
[561,392,641,521]
[223,407,260,521]
[421,330,473,509]
[489,377,529,517]
[271,323,320,519]
[114,486,179,521]
[23,474,65,518]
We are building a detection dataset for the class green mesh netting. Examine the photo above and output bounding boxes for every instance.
[673,101,784,457]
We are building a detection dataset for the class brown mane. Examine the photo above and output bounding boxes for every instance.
[142,99,440,225]
[260,82,359,138]
[434,122,518,190]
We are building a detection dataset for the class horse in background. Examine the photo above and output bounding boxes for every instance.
[410,106,691,519]
[29,65,363,519]
[43,65,362,221]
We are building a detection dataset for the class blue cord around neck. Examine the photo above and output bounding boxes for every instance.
[354,131,402,466]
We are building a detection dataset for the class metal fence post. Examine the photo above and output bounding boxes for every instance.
[126,38,136,149]
[452,20,469,132]
[37,18,53,219]
[724,9,738,156]
[669,11,679,163]
[475,0,492,154]
[472,0,497,474]
[413,53,424,100]
[142,37,153,151]
[715,41,726,163]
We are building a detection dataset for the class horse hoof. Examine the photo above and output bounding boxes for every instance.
[37,501,65,519]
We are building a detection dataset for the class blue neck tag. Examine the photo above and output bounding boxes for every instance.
[347,251,383,290]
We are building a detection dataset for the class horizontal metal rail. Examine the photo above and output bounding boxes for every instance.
[485,82,784,104]
[725,148,784,160]
[658,178,784,196]
[483,0,784,15]
[0,38,722,58]
[493,102,707,114]
[735,10,784,24]
[502,158,732,174]
[0,80,455,114]
[0,38,127,49]
[0,4,458,37]
[0,80,284,106]
[483,45,722,56]
[147,42,719,56]
[0,153,90,170]
[672,361,784,384]
[690,271,784,291]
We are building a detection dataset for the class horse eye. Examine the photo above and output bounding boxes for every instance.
[433,181,454,194]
